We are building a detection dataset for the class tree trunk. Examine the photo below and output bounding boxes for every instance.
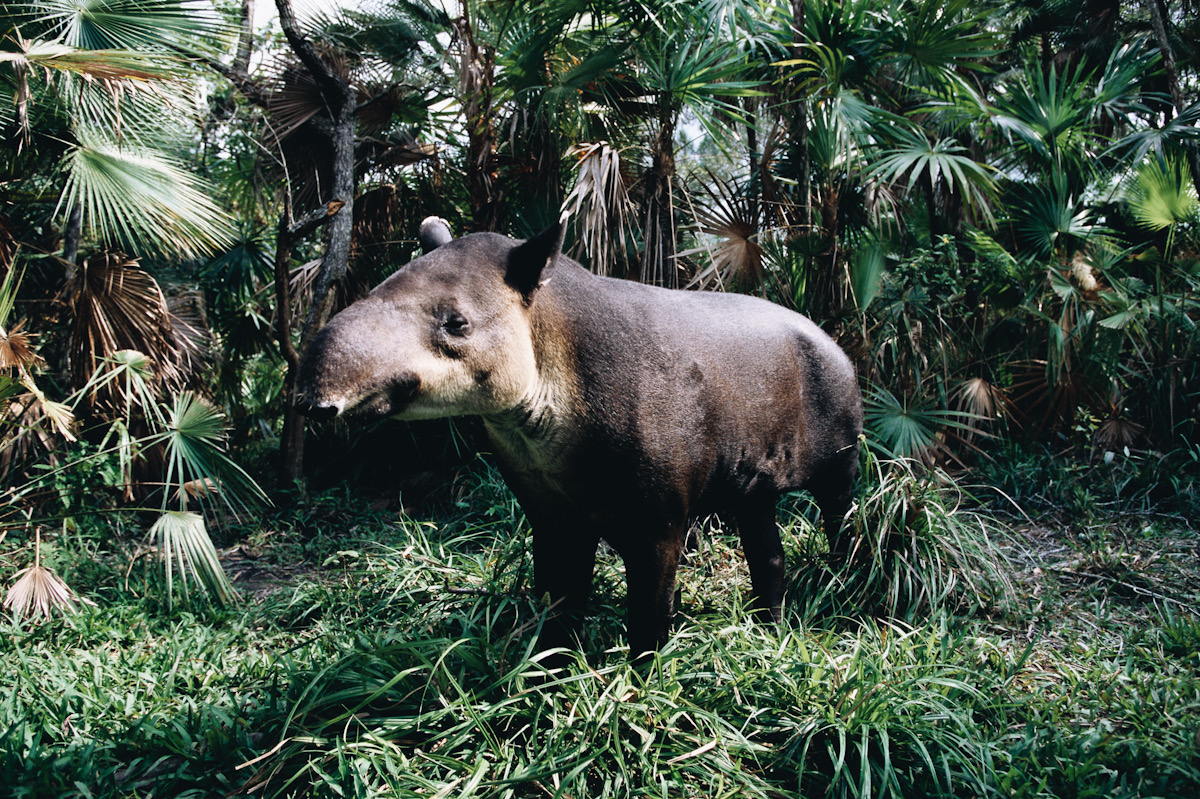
[1147,0,1200,197]
[275,211,305,487]
[233,0,255,77]
[274,0,358,486]
[746,96,759,232]
[792,0,811,231]
[641,106,678,287]
[457,11,500,232]
[61,203,82,265]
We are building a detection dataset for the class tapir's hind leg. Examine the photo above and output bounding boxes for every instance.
[737,499,786,623]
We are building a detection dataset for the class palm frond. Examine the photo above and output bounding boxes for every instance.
[865,385,981,462]
[0,322,43,370]
[147,510,236,607]
[3,526,93,622]
[62,252,179,404]
[4,564,88,620]
[850,238,887,311]
[158,392,267,516]
[71,349,162,425]
[1127,157,1199,232]
[1114,101,1200,167]
[681,172,762,289]
[870,128,997,225]
[59,138,234,259]
[1010,181,1099,258]
[562,142,636,276]
[166,290,214,389]
[27,0,231,57]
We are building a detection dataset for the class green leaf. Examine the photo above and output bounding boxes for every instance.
[158,392,268,516]
[59,137,234,258]
[1127,157,1199,232]
[148,510,236,607]
[28,0,231,57]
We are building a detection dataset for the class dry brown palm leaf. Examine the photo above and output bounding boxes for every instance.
[263,46,352,143]
[1,389,74,480]
[354,183,402,245]
[0,215,15,273]
[682,172,762,290]
[562,142,636,276]
[3,527,94,622]
[1094,395,1143,454]
[1006,359,1088,433]
[166,290,214,389]
[757,125,793,230]
[62,251,180,407]
[954,377,1009,424]
[0,321,44,370]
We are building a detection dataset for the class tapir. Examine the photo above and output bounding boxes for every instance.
[296,218,863,656]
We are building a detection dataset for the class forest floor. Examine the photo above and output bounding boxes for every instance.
[3,463,1199,798]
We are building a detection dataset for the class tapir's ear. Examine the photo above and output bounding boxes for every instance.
[418,217,453,253]
[506,222,564,301]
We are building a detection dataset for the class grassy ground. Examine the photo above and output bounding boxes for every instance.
[2,459,1198,798]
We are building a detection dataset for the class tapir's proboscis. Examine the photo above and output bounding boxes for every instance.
[296,218,863,657]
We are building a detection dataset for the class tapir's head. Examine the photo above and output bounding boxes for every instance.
[295,218,562,422]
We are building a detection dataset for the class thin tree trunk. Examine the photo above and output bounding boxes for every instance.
[1147,0,1200,197]
[792,0,811,231]
[746,96,759,233]
[61,203,82,266]
[274,0,358,485]
[642,106,678,288]
[233,0,255,77]
[457,10,500,232]
[275,208,304,487]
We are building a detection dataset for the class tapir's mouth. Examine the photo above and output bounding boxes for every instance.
[343,375,422,419]
[296,374,420,421]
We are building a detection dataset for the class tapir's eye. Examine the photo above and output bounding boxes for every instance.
[441,311,471,337]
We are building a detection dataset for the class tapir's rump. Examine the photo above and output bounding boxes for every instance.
[297,219,863,657]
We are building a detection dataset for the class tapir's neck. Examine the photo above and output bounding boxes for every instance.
[481,303,581,476]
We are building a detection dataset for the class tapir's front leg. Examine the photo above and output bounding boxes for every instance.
[531,528,599,653]
[620,530,685,657]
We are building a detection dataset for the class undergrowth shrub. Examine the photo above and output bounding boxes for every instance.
[786,455,1014,624]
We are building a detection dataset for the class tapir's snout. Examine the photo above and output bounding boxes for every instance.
[294,396,342,421]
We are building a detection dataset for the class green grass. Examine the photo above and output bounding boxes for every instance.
[1,460,1198,797]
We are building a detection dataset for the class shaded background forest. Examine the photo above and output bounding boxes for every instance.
[2,0,1199,603]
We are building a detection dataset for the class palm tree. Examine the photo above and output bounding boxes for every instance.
[1,0,235,262]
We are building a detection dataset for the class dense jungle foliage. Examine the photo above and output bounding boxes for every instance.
[1,0,1198,796]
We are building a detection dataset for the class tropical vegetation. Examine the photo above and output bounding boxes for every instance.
[1,0,1197,796]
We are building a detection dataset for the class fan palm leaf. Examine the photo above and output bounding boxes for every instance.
[25,0,230,57]
[562,142,636,276]
[147,510,236,607]
[680,172,762,289]
[865,384,980,462]
[1115,101,1200,168]
[62,252,180,403]
[1010,179,1100,259]
[639,21,765,135]
[1127,157,1199,232]
[59,137,234,259]
[157,391,267,516]
[870,128,998,225]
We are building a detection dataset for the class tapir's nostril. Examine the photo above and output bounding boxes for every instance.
[296,398,341,421]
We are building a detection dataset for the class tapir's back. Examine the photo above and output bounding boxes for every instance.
[533,261,862,513]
